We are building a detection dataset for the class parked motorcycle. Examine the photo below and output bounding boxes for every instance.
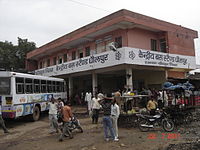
[136,110,175,132]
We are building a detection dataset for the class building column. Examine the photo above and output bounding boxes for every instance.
[126,67,133,91]
[92,71,98,96]
[165,69,168,80]
[68,76,73,98]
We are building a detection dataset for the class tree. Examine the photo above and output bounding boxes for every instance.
[0,37,36,71]
[0,41,17,70]
[16,37,36,69]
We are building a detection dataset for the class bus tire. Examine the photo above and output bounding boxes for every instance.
[32,106,40,121]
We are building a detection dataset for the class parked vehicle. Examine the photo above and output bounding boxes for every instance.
[58,115,83,134]
[136,109,175,132]
[68,116,83,132]
[0,71,67,121]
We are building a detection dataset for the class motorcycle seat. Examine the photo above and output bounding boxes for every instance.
[143,114,160,119]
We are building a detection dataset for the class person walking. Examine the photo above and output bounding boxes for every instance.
[48,98,59,134]
[0,100,9,133]
[111,98,120,139]
[99,95,119,142]
[91,94,101,124]
[59,104,73,141]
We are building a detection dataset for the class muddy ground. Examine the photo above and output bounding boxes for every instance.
[0,107,200,150]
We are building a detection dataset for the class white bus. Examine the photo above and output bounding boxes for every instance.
[0,71,67,121]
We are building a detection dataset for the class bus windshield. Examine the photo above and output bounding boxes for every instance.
[0,77,10,95]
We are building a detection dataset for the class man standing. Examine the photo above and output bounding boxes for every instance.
[49,98,59,134]
[0,100,9,133]
[111,98,120,140]
[85,92,92,115]
[99,95,119,142]
[91,94,101,124]
[114,90,121,112]
[59,104,73,141]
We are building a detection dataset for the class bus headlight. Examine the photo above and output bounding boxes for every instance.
[5,97,12,105]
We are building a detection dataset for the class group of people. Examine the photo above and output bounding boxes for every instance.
[48,97,73,141]
[1,88,168,141]
[88,92,120,142]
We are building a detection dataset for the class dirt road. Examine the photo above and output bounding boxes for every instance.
[0,112,199,150]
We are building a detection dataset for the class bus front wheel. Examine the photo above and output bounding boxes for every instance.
[32,106,40,121]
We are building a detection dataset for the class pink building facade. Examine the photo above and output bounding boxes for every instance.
[26,9,198,98]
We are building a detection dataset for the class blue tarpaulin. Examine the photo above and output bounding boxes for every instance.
[163,81,194,90]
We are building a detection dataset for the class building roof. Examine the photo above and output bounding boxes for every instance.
[27,9,198,60]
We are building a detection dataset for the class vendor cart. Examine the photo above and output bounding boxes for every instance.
[118,95,149,127]
[162,82,196,125]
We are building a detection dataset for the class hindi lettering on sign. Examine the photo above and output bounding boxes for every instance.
[68,62,75,69]
[138,49,188,66]
[75,58,88,67]
[89,54,108,64]
[56,64,68,71]
[155,54,163,61]
[138,50,155,60]
[169,56,175,62]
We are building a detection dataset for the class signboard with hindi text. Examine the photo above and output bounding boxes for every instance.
[34,47,196,76]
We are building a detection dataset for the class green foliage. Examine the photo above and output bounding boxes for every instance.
[0,37,36,71]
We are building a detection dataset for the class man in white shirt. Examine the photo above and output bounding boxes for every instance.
[0,100,9,133]
[91,94,101,124]
[48,98,58,134]
[85,92,92,115]
[158,90,168,107]
[111,98,120,139]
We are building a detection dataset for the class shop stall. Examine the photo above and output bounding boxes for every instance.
[118,95,149,127]
[162,82,196,125]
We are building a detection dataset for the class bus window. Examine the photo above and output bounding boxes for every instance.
[25,78,33,93]
[61,82,64,92]
[59,82,63,92]
[16,77,24,94]
[47,81,52,93]
[41,80,47,93]
[0,77,10,95]
[56,81,62,92]
[34,79,40,93]
[56,82,59,92]
[52,81,56,92]
[63,82,66,92]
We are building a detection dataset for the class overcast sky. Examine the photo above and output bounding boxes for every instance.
[0,0,200,63]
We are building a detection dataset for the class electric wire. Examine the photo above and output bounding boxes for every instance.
[65,0,111,12]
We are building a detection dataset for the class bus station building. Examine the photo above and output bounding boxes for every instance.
[26,9,198,99]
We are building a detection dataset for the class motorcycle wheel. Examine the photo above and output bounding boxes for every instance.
[78,126,83,133]
[163,119,174,132]
[138,119,150,132]
[184,112,193,124]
